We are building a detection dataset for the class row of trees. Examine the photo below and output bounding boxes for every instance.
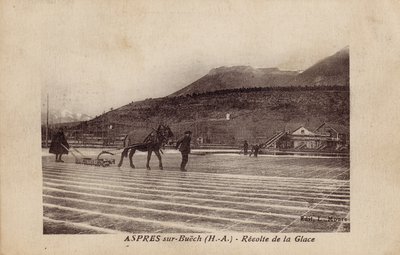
[177,85,349,99]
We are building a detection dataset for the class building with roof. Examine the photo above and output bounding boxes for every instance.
[265,122,349,152]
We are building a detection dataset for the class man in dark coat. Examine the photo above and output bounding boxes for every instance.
[49,127,69,162]
[253,144,260,157]
[249,144,260,157]
[175,131,192,171]
[243,140,249,155]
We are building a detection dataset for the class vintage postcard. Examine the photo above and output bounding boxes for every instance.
[1,0,399,254]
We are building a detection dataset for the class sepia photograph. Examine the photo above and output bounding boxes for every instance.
[3,0,400,254]
[40,1,350,234]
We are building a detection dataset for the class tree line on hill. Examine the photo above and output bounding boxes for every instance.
[173,85,349,99]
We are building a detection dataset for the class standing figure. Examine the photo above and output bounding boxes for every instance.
[249,144,260,157]
[175,131,192,171]
[243,140,249,155]
[253,144,260,157]
[49,127,69,162]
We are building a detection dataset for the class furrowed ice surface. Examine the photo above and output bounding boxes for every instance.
[42,151,349,234]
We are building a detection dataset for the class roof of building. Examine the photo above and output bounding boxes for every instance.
[284,122,319,133]
[314,122,349,134]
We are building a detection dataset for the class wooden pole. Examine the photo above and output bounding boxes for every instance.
[46,93,49,147]
[102,111,105,145]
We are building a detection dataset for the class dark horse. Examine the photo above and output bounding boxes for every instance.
[117,124,174,170]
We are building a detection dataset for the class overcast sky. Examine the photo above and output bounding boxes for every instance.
[40,1,350,117]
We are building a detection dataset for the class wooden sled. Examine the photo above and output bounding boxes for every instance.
[61,144,116,167]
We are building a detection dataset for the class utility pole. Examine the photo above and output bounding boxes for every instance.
[102,110,105,146]
[46,93,49,147]
[194,112,198,139]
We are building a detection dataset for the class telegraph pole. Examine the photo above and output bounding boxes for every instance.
[195,112,198,139]
[102,110,105,145]
[46,93,49,147]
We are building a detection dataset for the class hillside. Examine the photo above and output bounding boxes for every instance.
[75,86,349,145]
[170,66,298,97]
[170,47,349,97]
[55,47,350,145]
[291,47,349,87]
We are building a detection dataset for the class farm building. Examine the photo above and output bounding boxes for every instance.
[265,122,349,151]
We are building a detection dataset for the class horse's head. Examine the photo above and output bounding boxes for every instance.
[156,124,174,144]
[164,125,174,139]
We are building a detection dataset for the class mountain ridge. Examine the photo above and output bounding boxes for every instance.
[44,47,350,145]
[170,47,349,97]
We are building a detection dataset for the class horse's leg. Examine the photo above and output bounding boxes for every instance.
[129,149,136,169]
[154,150,163,170]
[118,149,128,167]
[146,150,152,170]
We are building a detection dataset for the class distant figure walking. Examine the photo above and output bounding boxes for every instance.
[49,127,69,162]
[175,131,192,171]
[243,140,249,155]
[249,144,260,157]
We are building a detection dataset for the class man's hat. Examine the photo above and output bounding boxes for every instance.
[184,130,192,134]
